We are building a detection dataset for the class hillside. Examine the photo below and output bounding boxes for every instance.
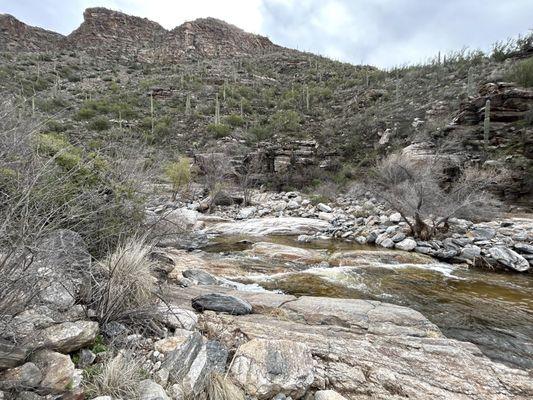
[1,8,532,202]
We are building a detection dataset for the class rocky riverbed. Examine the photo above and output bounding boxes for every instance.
[2,191,532,400]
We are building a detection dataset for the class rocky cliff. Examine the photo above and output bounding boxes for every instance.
[0,14,63,52]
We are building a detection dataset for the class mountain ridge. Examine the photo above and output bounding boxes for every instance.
[0,7,281,60]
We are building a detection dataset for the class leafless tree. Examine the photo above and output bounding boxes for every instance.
[195,150,234,211]
[366,151,508,239]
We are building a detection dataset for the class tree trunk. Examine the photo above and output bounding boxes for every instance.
[414,214,432,240]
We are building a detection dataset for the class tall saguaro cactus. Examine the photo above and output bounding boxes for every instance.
[214,93,220,125]
[150,93,154,135]
[185,94,191,115]
[484,99,491,151]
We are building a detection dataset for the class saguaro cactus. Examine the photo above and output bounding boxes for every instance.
[150,93,154,135]
[214,93,220,125]
[467,67,474,96]
[185,94,191,115]
[484,99,491,150]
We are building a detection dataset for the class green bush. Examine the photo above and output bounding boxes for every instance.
[207,123,231,138]
[76,107,96,120]
[164,158,191,200]
[224,114,245,127]
[270,110,301,132]
[89,117,111,131]
[249,125,271,141]
[507,58,533,87]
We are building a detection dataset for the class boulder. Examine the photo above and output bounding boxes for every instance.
[30,321,99,353]
[489,246,530,272]
[514,242,533,254]
[237,206,257,219]
[229,339,314,399]
[395,238,417,251]
[162,332,227,396]
[317,203,332,213]
[0,340,27,369]
[459,244,481,261]
[315,390,348,400]
[30,350,75,394]
[389,212,402,223]
[182,269,219,285]
[192,293,253,315]
[138,379,170,400]
[154,336,190,354]
[158,306,198,331]
[0,362,42,390]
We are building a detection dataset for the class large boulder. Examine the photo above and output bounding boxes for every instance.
[138,379,170,400]
[489,246,530,272]
[30,321,99,353]
[395,238,417,251]
[30,350,75,394]
[229,339,314,399]
[192,294,252,315]
[0,362,42,390]
[161,332,227,397]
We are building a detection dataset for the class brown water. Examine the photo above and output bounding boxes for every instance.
[203,235,533,370]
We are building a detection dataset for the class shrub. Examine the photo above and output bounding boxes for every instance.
[76,107,96,120]
[224,114,245,127]
[205,373,245,400]
[507,58,533,87]
[91,237,156,326]
[366,151,508,239]
[164,158,191,200]
[270,110,301,132]
[207,123,231,138]
[89,116,111,131]
[249,125,271,141]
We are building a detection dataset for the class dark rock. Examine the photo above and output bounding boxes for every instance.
[0,362,42,390]
[192,293,252,315]
[182,269,219,285]
[102,321,128,338]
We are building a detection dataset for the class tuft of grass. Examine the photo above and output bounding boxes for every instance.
[83,352,143,399]
[92,237,157,326]
[204,373,245,400]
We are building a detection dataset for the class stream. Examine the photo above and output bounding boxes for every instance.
[197,234,533,370]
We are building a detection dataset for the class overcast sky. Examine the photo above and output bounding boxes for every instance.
[1,0,532,67]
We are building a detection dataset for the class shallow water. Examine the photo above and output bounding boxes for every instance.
[202,235,533,369]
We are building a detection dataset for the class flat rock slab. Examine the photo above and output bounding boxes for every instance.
[192,293,253,315]
[203,217,331,236]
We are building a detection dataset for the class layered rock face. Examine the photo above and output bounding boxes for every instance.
[1,8,279,62]
[64,8,167,61]
[159,17,278,61]
[0,14,63,52]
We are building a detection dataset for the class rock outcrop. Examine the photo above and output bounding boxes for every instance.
[0,14,63,52]
[160,17,278,61]
[64,8,167,62]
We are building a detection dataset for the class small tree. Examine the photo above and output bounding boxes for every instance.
[164,158,191,201]
[367,151,507,239]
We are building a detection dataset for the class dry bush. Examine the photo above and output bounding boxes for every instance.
[91,237,158,327]
[366,151,508,239]
[83,352,144,399]
[204,373,245,400]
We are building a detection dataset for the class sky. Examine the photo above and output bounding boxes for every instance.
[1,0,532,68]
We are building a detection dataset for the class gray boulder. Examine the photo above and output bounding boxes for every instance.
[30,321,99,353]
[30,350,74,394]
[514,242,533,254]
[395,238,417,251]
[489,246,530,272]
[0,362,42,390]
[162,332,227,396]
[229,338,314,399]
[182,269,219,285]
[138,379,170,400]
[315,390,348,400]
[192,293,252,315]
